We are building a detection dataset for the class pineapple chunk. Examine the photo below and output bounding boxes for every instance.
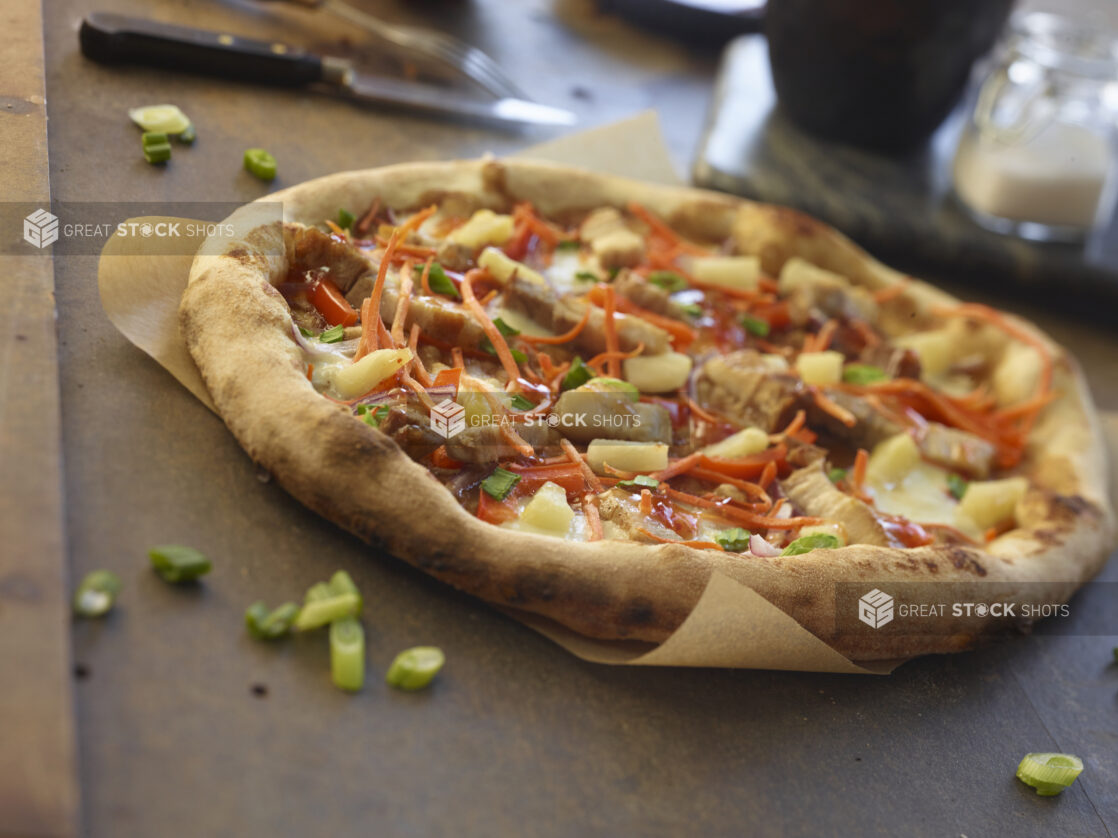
[447,209,514,249]
[690,256,761,290]
[992,343,1042,407]
[798,522,847,546]
[866,432,921,485]
[519,481,575,534]
[795,350,844,386]
[956,476,1028,530]
[703,427,769,459]
[778,258,846,293]
[333,348,412,399]
[587,440,669,474]
[478,247,546,286]
[623,351,693,393]
[894,329,956,379]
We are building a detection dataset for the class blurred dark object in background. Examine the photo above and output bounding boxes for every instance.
[601,0,766,44]
[765,0,1016,152]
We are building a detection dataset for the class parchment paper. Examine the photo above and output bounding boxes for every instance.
[97,112,1114,675]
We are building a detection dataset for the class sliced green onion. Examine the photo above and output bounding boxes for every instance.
[294,593,360,631]
[947,473,969,501]
[492,317,520,337]
[330,616,365,691]
[175,123,197,144]
[480,339,527,363]
[1016,753,1083,796]
[556,240,580,251]
[129,104,191,134]
[337,208,356,230]
[481,467,521,501]
[843,364,888,385]
[243,148,277,181]
[73,570,122,618]
[319,324,345,343]
[781,533,841,556]
[427,262,460,299]
[357,404,390,427]
[827,467,847,484]
[648,270,688,292]
[298,325,315,338]
[510,393,534,411]
[618,474,660,490]
[245,601,299,640]
[714,527,752,552]
[304,581,335,603]
[148,544,212,583]
[141,132,172,164]
[328,570,362,609]
[561,356,595,391]
[386,646,445,690]
[574,271,599,282]
[681,303,703,318]
[741,315,770,337]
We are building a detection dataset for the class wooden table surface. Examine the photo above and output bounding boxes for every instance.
[13,0,1118,835]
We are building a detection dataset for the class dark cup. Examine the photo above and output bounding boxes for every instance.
[765,0,1016,151]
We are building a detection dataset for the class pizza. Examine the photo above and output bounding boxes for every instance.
[180,159,1114,660]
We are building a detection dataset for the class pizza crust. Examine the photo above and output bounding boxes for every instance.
[180,159,1115,661]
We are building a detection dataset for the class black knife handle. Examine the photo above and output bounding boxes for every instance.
[79,12,324,87]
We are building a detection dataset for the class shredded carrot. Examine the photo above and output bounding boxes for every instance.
[362,228,403,355]
[500,423,536,459]
[626,201,707,256]
[601,284,621,378]
[585,342,644,374]
[637,528,724,550]
[584,495,604,541]
[373,238,436,259]
[851,448,869,491]
[639,489,653,517]
[984,527,999,543]
[519,307,592,345]
[460,268,522,384]
[354,197,382,237]
[768,498,786,518]
[652,452,704,483]
[811,388,857,427]
[431,366,462,394]
[390,260,414,347]
[479,288,499,306]
[687,467,770,502]
[306,363,314,381]
[583,285,698,349]
[376,317,394,350]
[806,319,838,352]
[451,346,465,370]
[325,219,347,238]
[401,370,435,410]
[354,298,373,361]
[873,279,911,304]
[684,396,723,426]
[398,204,438,237]
[419,256,434,296]
[993,388,1058,422]
[758,460,778,489]
[662,487,823,530]
[407,324,433,387]
[774,409,807,439]
[560,438,602,493]
[513,202,565,247]
[851,319,881,348]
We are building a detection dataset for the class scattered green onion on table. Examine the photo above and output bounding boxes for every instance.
[72,570,122,618]
[1015,752,1084,796]
[148,544,211,583]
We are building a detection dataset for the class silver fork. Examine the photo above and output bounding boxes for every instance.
[268,0,528,100]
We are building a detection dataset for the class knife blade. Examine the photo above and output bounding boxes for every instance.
[79,13,576,128]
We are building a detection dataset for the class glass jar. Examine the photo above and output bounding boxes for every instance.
[952,12,1118,242]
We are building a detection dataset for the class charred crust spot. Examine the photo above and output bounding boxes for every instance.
[227,247,250,262]
[947,546,987,577]
[923,559,940,573]
[1045,493,1098,525]
[621,597,656,627]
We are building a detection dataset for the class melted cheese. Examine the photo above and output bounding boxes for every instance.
[868,461,980,539]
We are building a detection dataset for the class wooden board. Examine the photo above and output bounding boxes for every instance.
[0,1,80,836]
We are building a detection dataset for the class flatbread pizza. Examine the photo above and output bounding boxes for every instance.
[180,159,1114,660]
